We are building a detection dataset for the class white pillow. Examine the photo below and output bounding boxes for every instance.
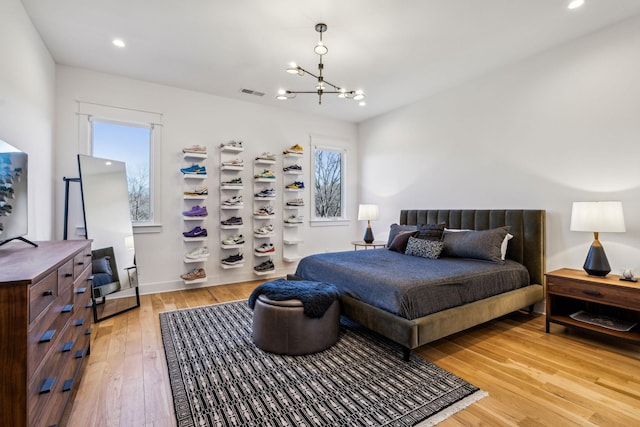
[501,233,513,260]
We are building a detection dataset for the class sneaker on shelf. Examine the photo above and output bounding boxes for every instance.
[285,181,305,189]
[183,205,208,217]
[221,234,245,245]
[222,158,244,167]
[254,224,274,235]
[255,243,275,253]
[181,267,206,281]
[184,185,208,196]
[182,145,207,154]
[185,247,210,259]
[283,164,302,172]
[284,215,303,224]
[221,253,244,265]
[254,258,275,272]
[254,188,276,198]
[286,198,305,206]
[254,169,276,179]
[183,226,207,238]
[220,140,243,149]
[220,216,243,226]
[180,164,206,175]
[254,206,275,216]
[283,144,304,154]
[223,195,243,206]
[221,177,243,186]
[256,152,276,161]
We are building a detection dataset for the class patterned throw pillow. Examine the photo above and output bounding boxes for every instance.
[405,236,444,259]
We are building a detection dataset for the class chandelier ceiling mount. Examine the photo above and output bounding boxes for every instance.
[277,23,364,105]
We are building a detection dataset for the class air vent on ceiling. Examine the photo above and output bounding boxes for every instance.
[241,88,265,97]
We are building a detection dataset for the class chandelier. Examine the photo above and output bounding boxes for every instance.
[277,23,365,105]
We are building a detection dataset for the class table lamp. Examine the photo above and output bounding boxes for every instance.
[358,204,379,244]
[570,201,625,277]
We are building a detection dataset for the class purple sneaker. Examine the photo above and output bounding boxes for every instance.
[183,226,207,237]
[183,205,208,217]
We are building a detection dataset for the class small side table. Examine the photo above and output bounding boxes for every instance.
[350,240,386,250]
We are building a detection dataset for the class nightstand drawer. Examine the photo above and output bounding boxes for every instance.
[547,276,640,310]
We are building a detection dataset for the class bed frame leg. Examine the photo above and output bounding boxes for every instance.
[528,304,534,313]
[403,347,411,361]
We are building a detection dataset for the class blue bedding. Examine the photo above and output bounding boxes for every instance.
[294,249,530,320]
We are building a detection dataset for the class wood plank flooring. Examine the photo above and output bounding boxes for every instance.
[67,281,640,426]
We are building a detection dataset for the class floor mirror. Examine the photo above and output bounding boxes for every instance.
[77,154,140,322]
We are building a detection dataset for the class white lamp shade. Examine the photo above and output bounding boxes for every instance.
[358,204,379,221]
[570,201,625,233]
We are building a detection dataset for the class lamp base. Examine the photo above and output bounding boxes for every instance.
[363,226,374,244]
[583,243,611,277]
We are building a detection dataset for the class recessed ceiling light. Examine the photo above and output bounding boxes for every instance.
[112,39,126,48]
[568,0,584,10]
[359,101,366,107]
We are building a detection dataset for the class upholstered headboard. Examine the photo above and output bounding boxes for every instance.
[400,209,546,286]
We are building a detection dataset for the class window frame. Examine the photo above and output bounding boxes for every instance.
[310,142,348,224]
[77,102,163,233]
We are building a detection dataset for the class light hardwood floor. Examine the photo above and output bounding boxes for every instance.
[67,281,640,427]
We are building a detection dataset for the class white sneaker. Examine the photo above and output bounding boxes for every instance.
[254,224,274,235]
[256,152,276,161]
[185,247,210,259]
[284,215,303,224]
[223,195,243,206]
[255,243,275,253]
[221,234,245,245]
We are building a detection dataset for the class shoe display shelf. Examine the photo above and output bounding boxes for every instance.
[282,150,304,263]
[220,143,246,270]
[182,150,209,284]
[253,158,277,276]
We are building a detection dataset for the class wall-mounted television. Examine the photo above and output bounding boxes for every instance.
[0,139,33,247]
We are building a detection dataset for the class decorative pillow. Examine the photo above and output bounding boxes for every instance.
[386,223,418,247]
[442,226,511,263]
[416,223,445,241]
[405,236,445,259]
[501,233,514,260]
[388,230,419,253]
[92,256,112,275]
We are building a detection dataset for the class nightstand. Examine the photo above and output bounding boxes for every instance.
[545,268,640,344]
[350,240,386,250]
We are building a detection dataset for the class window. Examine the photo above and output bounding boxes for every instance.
[77,101,163,231]
[312,144,346,220]
[91,120,153,222]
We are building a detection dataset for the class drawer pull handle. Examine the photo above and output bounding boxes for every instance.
[85,328,93,335]
[39,377,56,394]
[76,261,84,266]
[86,253,92,257]
[62,304,74,313]
[75,349,85,359]
[582,289,602,297]
[62,341,73,352]
[42,289,54,296]
[74,318,85,326]
[85,302,93,308]
[87,275,94,281]
[76,287,86,294]
[65,273,73,277]
[40,329,56,343]
[62,379,74,392]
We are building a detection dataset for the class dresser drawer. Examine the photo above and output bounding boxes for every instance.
[73,248,92,280]
[28,284,74,379]
[58,258,74,296]
[29,271,58,323]
[547,276,640,310]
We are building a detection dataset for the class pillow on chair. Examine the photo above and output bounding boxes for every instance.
[92,256,113,275]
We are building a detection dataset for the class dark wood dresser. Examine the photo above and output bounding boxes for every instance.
[0,240,93,427]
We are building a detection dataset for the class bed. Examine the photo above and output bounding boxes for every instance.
[291,209,545,359]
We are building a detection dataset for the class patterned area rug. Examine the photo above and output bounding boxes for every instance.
[160,301,486,426]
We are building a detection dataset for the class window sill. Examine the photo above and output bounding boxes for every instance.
[309,219,350,227]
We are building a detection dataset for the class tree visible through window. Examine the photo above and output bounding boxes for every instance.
[92,121,152,222]
[313,147,345,219]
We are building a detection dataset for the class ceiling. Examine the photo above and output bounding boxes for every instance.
[21,0,640,123]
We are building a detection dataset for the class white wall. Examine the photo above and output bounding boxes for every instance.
[55,66,358,293]
[358,15,640,276]
[0,0,56,241]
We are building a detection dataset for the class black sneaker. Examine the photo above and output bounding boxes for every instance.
[222,253,244,265]
[220,216,243,226]
[254,259,275,272]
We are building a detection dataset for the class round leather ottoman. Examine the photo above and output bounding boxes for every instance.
[252,294,340,355]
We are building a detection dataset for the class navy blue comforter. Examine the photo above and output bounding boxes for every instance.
[294,249,530,320]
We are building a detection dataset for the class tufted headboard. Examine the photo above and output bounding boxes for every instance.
[400,209,546,286]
